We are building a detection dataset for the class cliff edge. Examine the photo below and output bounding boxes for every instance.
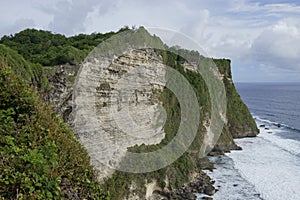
[0,27,258,200]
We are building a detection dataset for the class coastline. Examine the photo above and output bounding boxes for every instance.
[44,52,258,200]
[199,117,300,200]
[198,155,262,200]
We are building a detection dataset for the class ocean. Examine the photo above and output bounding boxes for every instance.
[198,83,300,200]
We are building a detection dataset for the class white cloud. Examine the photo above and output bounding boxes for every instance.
[180,9,210,40]
[43,0,118,35]
[264,3,300,13]
[250,18,300,70]
[1,0,300,81]
[229,1,300,15]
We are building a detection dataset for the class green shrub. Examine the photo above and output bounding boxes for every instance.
[0,63,109,199]
[0,44,49,92]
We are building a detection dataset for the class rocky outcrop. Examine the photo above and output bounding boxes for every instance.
[156,170,216,200]
[44,65,79,124]
[45,45,258,199]
[73,48,168,180]
[2,27,259,200]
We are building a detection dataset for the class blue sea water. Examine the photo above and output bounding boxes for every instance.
[237,82,300,141]
[198,83,300,200]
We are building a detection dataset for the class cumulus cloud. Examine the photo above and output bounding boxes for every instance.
[44,0,117,35]
[250,19,300,70]
[1,0,300,81]
[180,9,210,38]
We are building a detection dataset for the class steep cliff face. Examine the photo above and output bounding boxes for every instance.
[45,48,258,199]
[0,27,259,199]
[0,45,109,199]
[211,59,259,155]
[73,48,168,180]
[44,65,79,123]
[216,59,259,138]
[35,29,259,199]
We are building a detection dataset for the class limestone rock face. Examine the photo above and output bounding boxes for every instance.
[45,46,258,199]
[73,49,168,179]
[45,65,79,123]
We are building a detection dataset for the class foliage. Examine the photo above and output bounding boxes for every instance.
[0,26,257,199]
[103,50,211,199]
[0,27,130,66]
[212,58,258,136]
[0,44,49,91]
[224,77,259,137]
[0,63,109,199]
[103,47,258,199]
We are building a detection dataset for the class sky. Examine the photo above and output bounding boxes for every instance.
[1,0,300,82]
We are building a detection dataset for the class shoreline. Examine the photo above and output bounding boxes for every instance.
[200,117,300,200]
[160,170,216,200]
[199,155,262,200]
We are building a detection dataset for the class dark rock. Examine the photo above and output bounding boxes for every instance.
[190,182,196,187]
[204,185,215,196]
[185,192,196,200]
[208,151,221,156]
[197,157,215,171]
[210,141,241,156]
[265,127,269,130]
[233,184,238,187]
[167,170,215,199]
[259,124,265,128]
[44,65,79,124]
[202,197,213,200]
[235,145,242,150]
[232,129,259,138]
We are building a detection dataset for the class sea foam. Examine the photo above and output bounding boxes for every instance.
[199,119,300,200]
[227,122,300,200]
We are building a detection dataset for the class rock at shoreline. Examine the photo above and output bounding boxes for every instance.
[204,185,215,196]
[163,170,216,199]
[202,197,213,200]
[209,142,242,156]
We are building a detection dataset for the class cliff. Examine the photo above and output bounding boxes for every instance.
[0,28,258,199]
[0,47,109,199]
